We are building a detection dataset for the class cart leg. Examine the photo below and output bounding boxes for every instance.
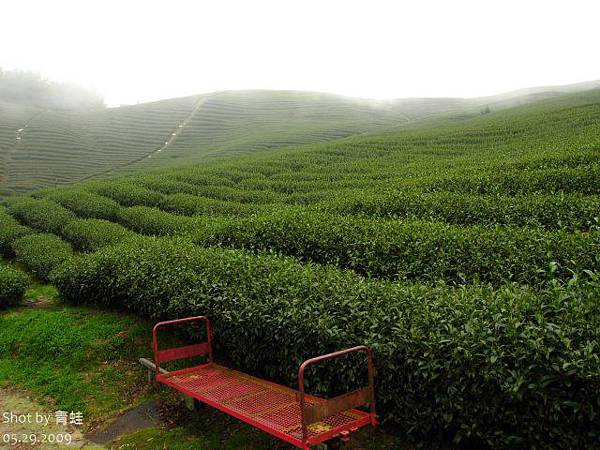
[146,367,154,384]
[182,394,195,411]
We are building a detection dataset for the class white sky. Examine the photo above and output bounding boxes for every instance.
[1,0,598,106]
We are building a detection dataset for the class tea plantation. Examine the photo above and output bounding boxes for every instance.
[1,87,599,449]
[3,83,595,196]
[0,91,416,195]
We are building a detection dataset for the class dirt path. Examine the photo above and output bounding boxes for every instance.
[0,389,164,450]
[0,388,101,449]
[84,401,160,445]
[3,110,47,189]
[76,96,207,184]
[147,96,207,160]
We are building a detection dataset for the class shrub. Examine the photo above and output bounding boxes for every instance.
[161,192,263,216]
[116,206,196,235]
[40,188,121,221]
[4,197,75,234]
[322,190,600,231]
[158,182,281,204]
[0,264,28,307]
[188,209,600,287]
[86,181,165,208]
[52,237,600,449]
[0,207,33,257]
[426,165,600,196]
[62,219,137,252]
[13,234,73,281]
[133,176,203,195]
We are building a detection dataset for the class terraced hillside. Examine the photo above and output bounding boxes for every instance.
[1,87,599,449]
[126,90,410,169]
[0,91,415,195]
[0,96,200,195]
[2,81,598,196]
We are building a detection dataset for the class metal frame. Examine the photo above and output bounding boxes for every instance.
[298,345,377,447]
[152,316,213,375]
[152,317,377,449]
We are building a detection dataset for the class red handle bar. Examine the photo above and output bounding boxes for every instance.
[298,345,376,443]
[152,316,213,375]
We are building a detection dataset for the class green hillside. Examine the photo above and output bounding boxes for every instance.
[0,91,413,195]
[1,87,599,448]
[2,81,598,196]
[0,96,199,195]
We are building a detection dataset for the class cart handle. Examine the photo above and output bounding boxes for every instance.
[152,316,213,375]
[298,345,376,443]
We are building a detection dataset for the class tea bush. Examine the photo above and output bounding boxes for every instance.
[132,176,205,195]
[0,264,28,307]
[160,192,265,217]
[185,184,282,204]
[425,165,600,196]
[86,181,165,208]
[13,234,73,281]
[62,219,137,252]
[0,207,33,257]
[189,209,600,286]
[3,197,75,234]
[116,206,196,235]
[321,190,600,231]
[39,188,121,221]
[52,237,600,449]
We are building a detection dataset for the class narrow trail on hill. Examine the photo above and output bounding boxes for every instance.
[77,96,207,183]
[3,110,47,188]
[147,96,207,160]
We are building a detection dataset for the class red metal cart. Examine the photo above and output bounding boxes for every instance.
[152,316,377,449]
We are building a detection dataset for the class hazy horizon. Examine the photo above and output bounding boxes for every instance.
[1,0,599,106]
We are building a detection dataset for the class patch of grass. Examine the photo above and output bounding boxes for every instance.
[24,283,59,302]
[0,388,105,450]
[0,292,153,420]
[112,396,410,450]
[112,418,277,450]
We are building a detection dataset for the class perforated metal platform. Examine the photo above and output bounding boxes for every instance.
[152,316,376,449]
[157,363,371,447]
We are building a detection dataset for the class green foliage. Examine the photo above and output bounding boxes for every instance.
[189,209,600,286]
[3,196,75,234]
[12,233,73,281]
[0,206,33,257]
[52,237,600,449]
[426,165,600,196]
[161,192,265,216]
[62,218,137,252]
[86,182,165,208]
[0,304,150,416]
[0,95,199,195]
[322,190,600,231]
[0,264,28,307]
[39,188,121,221]
[0,90,418,195]
[116,206,196,235]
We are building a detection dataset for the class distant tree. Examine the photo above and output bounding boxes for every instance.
[481,104,491,115]
[0,68,105,110]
